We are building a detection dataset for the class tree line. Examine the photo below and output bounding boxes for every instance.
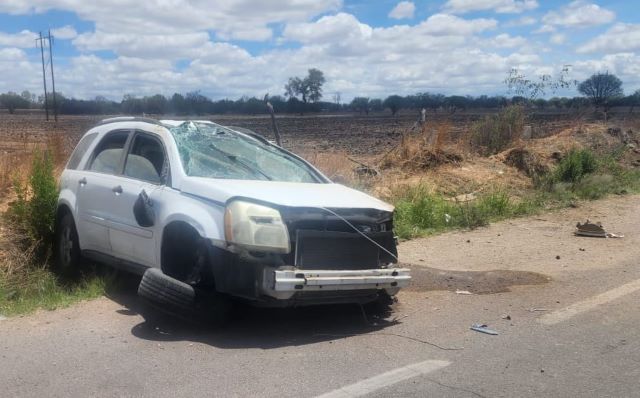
[1,71,638,116]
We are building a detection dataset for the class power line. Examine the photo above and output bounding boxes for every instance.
[35,31,57,122]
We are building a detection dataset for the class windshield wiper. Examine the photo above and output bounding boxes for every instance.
[208,144,272,181]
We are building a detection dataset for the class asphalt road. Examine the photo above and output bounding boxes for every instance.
[1,195,639,397]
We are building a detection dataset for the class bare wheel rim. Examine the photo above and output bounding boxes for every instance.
[59,224,73,268]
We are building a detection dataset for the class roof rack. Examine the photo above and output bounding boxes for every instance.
[97,116,165,127]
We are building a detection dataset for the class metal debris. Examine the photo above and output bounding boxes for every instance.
[470,324,498,335]
[575,220,624,238]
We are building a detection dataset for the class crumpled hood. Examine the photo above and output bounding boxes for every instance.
[180,177,394,212]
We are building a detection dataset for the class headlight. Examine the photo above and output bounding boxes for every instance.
[224,200,290,253]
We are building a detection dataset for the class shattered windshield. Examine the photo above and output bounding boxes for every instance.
[169,122,320,183]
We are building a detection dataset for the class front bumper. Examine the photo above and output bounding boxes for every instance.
[262,268,411,300]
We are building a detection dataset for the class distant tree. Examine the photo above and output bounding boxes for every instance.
[369,98,383,112]
[284,68,326,104]
[0,92,31,113]
[20,90,35,106]
[578,72,623,117]
[350,97,370,114]
[383,95,403,116]
[505,65,577,100]
[332,92,341,105]
[629,89,640,114]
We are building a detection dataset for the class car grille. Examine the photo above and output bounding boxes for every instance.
[280,208,397,270]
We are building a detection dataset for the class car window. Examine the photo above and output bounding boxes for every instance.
[169,122,320,183]
[67,133,98,170]
[88,131,129,174]
[123,133,167,184]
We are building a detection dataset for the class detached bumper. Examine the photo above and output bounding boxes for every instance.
[262,268,411,300]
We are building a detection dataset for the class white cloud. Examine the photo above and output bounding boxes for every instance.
[51,25,78,40]
[549,33,566,45]
[389,1,415,19]
[0,0,342,41]
[0,30,38,48]
[505,16,537,27]
[489,33,527,48]
[443,0,538,14]
[577,23,640,54]
[542,1,615,28]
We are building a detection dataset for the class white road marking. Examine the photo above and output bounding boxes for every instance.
[539,278,640,325]
[315,359,451,398]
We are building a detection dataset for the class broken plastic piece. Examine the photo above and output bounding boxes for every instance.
[455,290,473,295]
[470,324,498,335]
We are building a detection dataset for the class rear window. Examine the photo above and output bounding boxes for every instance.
[66,133,98,170]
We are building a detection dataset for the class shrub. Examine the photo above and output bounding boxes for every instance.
[9,150,59,250]
[471,105,525,155]
[553,148,597,184]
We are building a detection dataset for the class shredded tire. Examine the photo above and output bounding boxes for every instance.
[138,268,196,316]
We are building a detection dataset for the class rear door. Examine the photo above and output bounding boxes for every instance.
[107,131,169,267]
[76,130,131,253]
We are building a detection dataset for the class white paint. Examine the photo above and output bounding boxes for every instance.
[315,359,451,398]
[539,278,640,325]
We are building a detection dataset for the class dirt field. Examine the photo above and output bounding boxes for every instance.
[1,110,639,196]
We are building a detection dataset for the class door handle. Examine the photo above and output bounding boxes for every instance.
[78,177,87,186]
[112,185,123,194]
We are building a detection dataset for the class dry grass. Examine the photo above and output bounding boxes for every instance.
[380,120,463,171]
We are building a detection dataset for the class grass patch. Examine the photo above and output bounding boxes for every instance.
[0,149,111,317]
[0,269,109,316]
[393,148,640,239]
[393,186,541,239]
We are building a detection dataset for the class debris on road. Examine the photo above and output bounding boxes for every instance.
[470,324,499,335]
[528,308,549,312]
[501,314,511,320]
[575,220,624,238]
[455,290,473,295]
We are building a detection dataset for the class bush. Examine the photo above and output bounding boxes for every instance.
[553,148,597,184]
[471,105,525,155]
[9,150,59,250]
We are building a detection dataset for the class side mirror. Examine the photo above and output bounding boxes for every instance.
[133,189,155,227]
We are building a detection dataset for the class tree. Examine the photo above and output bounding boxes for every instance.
[578,72,623,113]
[350,97,370,114]
[284,68,326,104]
[0,92,31,114]
[383,95,403,116]
[505,66,577,100]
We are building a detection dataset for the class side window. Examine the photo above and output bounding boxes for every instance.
[88,131,129,174]
[123,133,167,184]
[67,133,98,170]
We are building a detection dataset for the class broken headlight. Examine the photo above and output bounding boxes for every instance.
[224,200,290,253]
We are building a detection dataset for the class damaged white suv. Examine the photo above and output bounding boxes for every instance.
[56,117,410,313]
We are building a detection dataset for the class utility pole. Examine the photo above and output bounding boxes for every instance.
[47,30,57,122]
[36,32,49,121]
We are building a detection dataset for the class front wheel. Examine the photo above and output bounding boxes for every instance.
[54,213,81,276]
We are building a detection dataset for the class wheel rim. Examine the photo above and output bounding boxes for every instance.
[59,224,73,268]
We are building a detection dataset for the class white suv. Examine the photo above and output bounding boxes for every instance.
[55,117,410,311]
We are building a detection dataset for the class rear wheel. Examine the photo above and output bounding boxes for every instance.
[54,213,81,276]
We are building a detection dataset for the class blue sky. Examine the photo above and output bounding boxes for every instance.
[0,1,638,100]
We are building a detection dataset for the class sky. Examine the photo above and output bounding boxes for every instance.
[0,0,638,101]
